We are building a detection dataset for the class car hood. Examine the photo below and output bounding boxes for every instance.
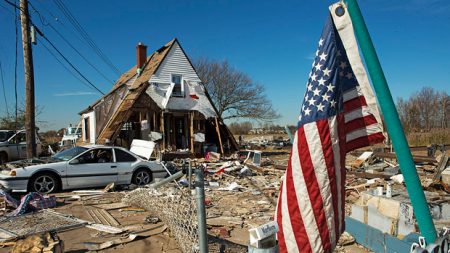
[1,158,64,171]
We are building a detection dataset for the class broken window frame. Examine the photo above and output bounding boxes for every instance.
[171,74,184,97]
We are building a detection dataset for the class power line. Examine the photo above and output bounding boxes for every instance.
[37,33,105,95]
[0,60,10,116]
[3,0,105,95]
[0,1,13,14]
[38,37,94,90]
[28,2,114,85]
[52,0,121,75]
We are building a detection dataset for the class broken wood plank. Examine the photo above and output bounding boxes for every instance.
[214,117,224,155]
[373,152,437,164]
[347,171,393,180]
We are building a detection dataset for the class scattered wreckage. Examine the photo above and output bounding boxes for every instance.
[0,141,448,253]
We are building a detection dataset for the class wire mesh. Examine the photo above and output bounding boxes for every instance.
[123,187,200,253]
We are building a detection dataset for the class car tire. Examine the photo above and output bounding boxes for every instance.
[132,168,153,186]
[0,152,8,165]
[29,173,60,193]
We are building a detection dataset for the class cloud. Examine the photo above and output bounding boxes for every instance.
[53,91,97,97]
[305,54,316,60]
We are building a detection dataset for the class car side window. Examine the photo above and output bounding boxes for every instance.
[114,149,137,163]
[77,148,113,164]
[10,132,26,144]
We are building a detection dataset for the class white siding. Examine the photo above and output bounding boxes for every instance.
[149,42,201,84]
[81,111,96,144]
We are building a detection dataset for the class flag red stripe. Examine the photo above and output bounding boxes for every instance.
[316,120,340,245]
[285,154,312,252]
[345,115,378,132]
[343,95,367,112]
[276,181,287,252]
[336,114,347,233]
[297,128,332,252]
[346,132,385,152]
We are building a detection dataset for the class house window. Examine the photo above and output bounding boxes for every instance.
[171,74,183,97]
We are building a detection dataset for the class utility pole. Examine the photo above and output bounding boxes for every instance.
[19,0,37,158]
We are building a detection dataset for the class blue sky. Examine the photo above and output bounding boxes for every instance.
[0,0,449,131]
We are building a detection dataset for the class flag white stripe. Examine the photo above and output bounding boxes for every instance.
[281,176,300,253]
[343,87,361,102]
[291,133,324,253]
[330,3,384,127]
[346,124,382,142]
[328,116,343,234]
[304,123,337,247]
[344,106,373,123]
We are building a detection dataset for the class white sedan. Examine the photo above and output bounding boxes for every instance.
[0,145,168,193]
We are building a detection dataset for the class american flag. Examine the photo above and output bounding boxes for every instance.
[275,13,385,253]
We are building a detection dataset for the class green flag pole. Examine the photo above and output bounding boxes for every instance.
[345,0,437,243]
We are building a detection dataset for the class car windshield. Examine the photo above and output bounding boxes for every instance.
[52,146,88,161]
[0,131,12,142]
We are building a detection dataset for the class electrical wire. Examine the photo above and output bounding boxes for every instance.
[38,34,105,95]
[38,37,93,90]
[29,1,114,85]
[0,60,10,116]
[52,0,121,75]
[3,0,105,95]
[14,0,18,130]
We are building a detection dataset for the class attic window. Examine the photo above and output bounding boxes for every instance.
[171,74,184,97]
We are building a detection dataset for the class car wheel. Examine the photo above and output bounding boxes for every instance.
[30,173,59,193]
[0,152,8,165]
[132,168,153,186]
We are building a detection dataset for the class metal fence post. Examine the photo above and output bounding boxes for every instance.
[195,167,208,253]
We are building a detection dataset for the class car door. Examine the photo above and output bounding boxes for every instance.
[66,148,118,188]
[113,148,138,184]
[6,132,26,160]
[16,132,28,159]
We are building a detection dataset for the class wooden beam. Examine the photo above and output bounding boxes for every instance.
[153,111,156,131]
[214,117,224,154]
[160,112,165,151]
[190,112,194,153]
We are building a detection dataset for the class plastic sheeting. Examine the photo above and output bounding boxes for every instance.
[146,80,216,118]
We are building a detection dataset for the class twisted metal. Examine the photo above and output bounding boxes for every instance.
[123,187,200,253]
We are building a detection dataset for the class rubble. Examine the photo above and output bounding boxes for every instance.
[0,143,447,253]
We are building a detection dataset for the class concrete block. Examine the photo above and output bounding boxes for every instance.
[366,195,401,220]
[397,202,415,238]
[441,203,450,220]
[367,205,397,235]
[351,204,367,224]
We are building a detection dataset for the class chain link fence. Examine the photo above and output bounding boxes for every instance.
[123,186,200,253]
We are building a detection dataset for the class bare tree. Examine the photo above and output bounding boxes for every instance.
[228,121,253,135]
[194,58,279,122]
[438,91,450,129]
[396,87,449,132]
[0,104,43,130]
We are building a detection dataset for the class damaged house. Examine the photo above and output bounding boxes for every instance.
[79,39,237,156]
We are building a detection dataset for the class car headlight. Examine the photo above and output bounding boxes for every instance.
[9,170,16,176]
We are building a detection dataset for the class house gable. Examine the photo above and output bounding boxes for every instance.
[146,41,216,118]
[149,41,201,84]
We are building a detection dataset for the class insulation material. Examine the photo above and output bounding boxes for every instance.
[146,81,216,118]
[130,139,156,160]
[94,85,129,137]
